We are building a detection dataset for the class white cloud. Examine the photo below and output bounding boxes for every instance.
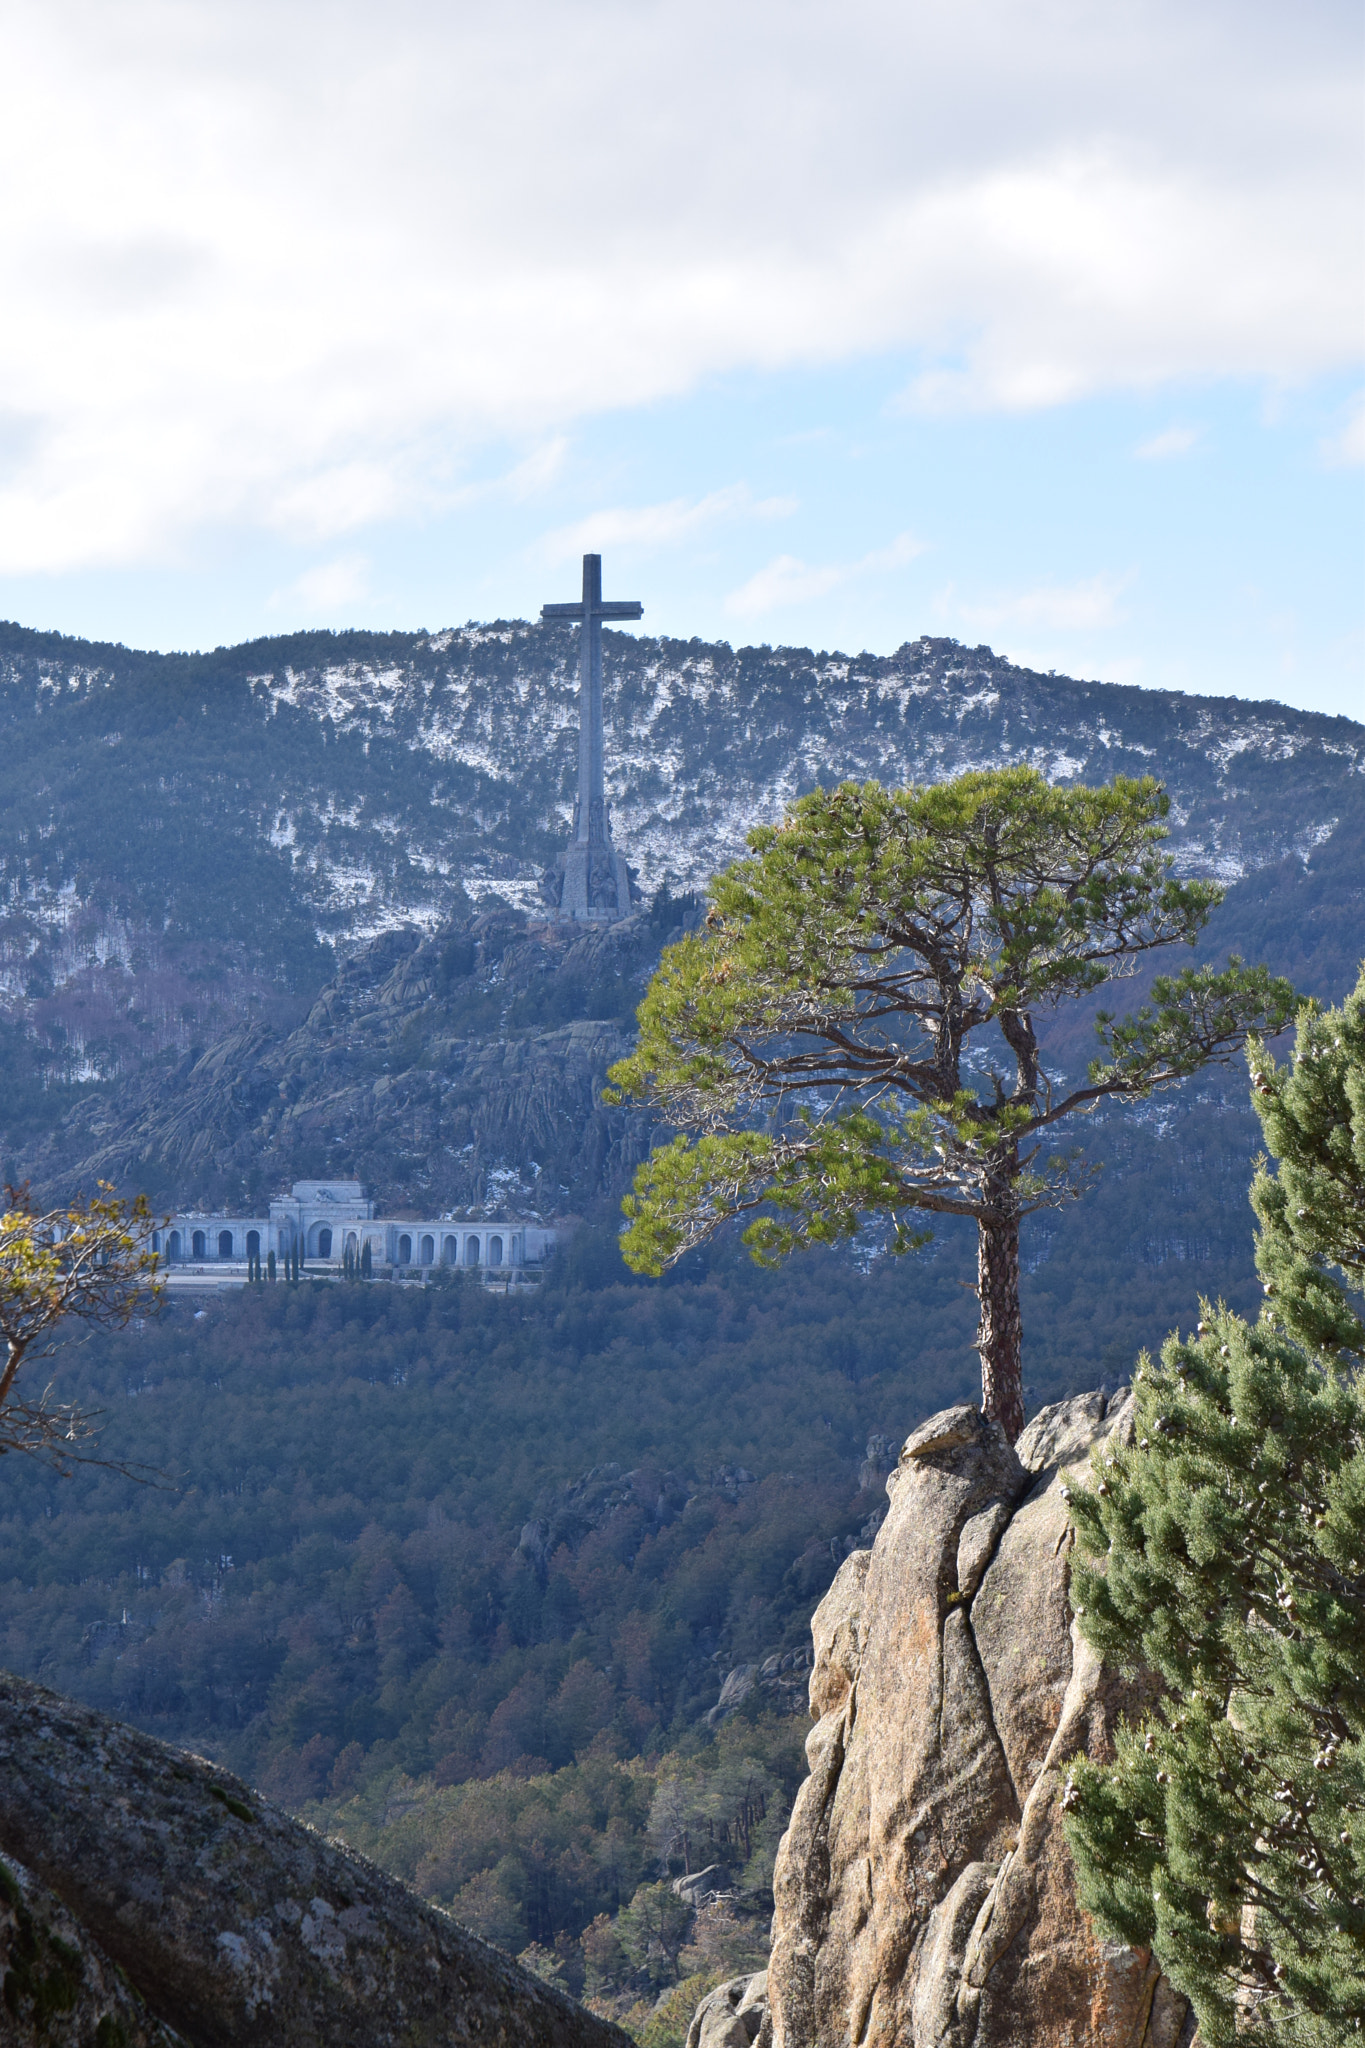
[1321,393,1365,467]
[1135,425,1202,460]
[541,485,798,563]
[0,0,1359,569]
[268,554,371,615]
[726,533,925,617]
[946,573,1133,634]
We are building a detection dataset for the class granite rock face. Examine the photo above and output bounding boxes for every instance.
[0,1851,189,2046]
[29,909,659,1216]
[686,1970,769,2048]
[759,1392,1191,2048]
[0,1671,628,2048]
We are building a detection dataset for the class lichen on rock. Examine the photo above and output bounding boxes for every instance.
[0,1850,188,2047]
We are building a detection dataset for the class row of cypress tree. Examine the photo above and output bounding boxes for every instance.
[243,1241,375,1283]
[246,1243,304,1283]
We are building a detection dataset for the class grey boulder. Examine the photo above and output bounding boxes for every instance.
[0,1671,628,2048]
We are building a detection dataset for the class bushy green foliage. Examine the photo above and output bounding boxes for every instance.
[316,1749,655,1952]
[1065,968,1365,2045]
[1249,971,1365,1363]
[610,767,1294,1436]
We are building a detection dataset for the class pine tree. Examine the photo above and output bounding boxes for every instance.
[361,1241,372,1280]
[1064,966,1365,2045]
[267,1249,276,1283]
[609,768,1295,1438]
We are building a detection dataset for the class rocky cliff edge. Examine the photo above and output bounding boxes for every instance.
[749,1389,1194,2048]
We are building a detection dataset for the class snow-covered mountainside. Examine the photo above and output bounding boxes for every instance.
[241,627,1363,914]
[0,618,1360,1116]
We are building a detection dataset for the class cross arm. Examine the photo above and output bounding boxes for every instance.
[541,600,643,622]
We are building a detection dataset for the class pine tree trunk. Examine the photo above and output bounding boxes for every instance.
[977,1206,1025,1443]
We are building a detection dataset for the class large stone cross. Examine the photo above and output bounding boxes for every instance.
[540,554,642,919]
[542,553,642,851]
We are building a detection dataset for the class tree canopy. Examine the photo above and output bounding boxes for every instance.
[0,1184,160,1471]
[609,768,1296,1437]
[1064,964,1365,2044]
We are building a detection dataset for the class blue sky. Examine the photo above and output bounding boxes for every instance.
[0,0,1360,718]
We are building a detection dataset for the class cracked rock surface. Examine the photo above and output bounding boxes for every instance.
[0,1671,628,2047]
[758,1392,1192,2048]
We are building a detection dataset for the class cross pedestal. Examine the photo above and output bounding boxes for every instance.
[541,554,642,921]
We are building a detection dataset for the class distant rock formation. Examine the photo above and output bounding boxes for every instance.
[687,1970,769,2047]
[0,1672,628,2048]
[24,907,669,1213]
[747,1391,1193,2048]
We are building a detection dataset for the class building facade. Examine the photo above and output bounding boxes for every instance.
[154,1181,555,1279]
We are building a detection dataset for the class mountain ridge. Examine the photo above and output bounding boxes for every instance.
[1,615,1360,1208]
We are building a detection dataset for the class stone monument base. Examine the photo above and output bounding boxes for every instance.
[547,840,635,922]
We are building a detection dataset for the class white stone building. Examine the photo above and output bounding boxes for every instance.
[154,1180,555,1283]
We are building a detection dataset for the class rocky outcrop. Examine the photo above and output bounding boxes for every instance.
[687,1970,769,2048]
[0,1671,628,2047]
[707,1648,815,1730]
[28,908,666,1213]
[758,1392,1190,2048]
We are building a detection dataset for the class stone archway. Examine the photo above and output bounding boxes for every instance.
[398,1233,412,1265]
[420,1234,435,1266]
[464,1237,481,1268]
[192,1230,206,1259]
[487,1235,504,1267]
[167,1231,181,1260]
[442,1235,457,1266]
[218,1230,234,1259]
